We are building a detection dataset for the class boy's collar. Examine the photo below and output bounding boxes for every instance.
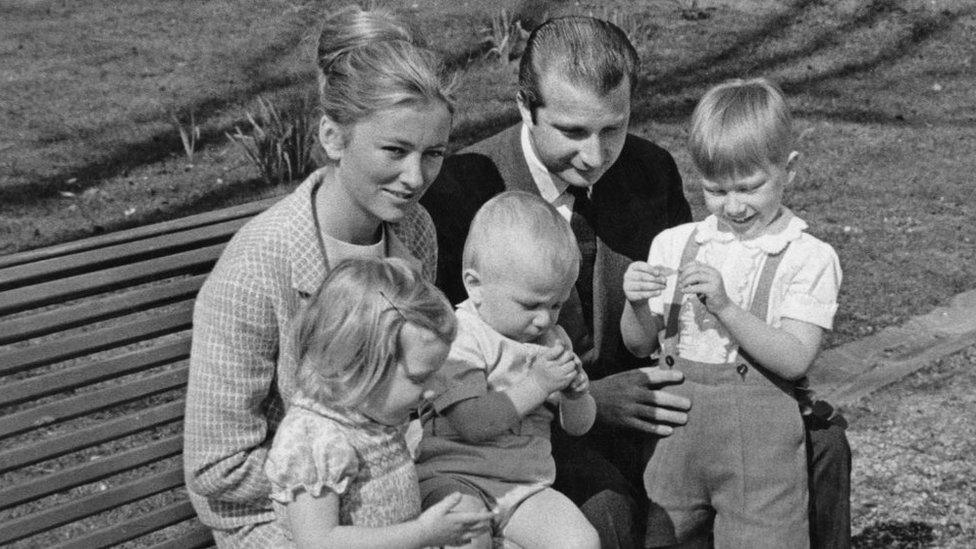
[697,208,806,254]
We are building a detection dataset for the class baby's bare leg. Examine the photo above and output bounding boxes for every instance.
[502,487,600,549]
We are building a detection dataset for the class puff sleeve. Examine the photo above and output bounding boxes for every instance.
[265,414,359,503]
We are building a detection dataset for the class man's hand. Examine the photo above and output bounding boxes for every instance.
[589,367,690,436]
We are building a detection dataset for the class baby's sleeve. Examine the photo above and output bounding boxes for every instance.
[430,324,489,413]
[265,416,359,503]
[778,242,842,329]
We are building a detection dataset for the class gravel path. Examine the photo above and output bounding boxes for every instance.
[844,344,976,548]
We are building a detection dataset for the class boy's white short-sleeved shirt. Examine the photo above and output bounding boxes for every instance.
[647,210,841,364]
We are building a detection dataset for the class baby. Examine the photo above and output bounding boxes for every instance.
[415,191,600,548]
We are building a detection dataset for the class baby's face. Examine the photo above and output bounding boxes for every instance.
[701,162,792,240]
[472,262,573,344]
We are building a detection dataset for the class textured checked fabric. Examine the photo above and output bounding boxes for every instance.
[183,169,437,532]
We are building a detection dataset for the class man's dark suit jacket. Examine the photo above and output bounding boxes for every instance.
[421,124,693,383]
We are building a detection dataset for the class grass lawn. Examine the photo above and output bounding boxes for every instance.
[3,0,974,349]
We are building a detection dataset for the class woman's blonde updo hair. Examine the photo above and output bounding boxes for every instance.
[316,6,456,127]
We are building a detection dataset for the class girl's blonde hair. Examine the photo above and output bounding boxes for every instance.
[316,6,456,129]
[293,257,456,409]
[688,77,793,180]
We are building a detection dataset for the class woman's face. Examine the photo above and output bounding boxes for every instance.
[324,101,452,227]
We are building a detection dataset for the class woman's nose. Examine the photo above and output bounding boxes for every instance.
[400,157,425,189]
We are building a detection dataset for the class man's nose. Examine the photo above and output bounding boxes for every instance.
[577,135,605,169]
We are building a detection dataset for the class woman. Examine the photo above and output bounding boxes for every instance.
[183,7,455,546]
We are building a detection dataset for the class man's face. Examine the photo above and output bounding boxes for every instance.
[518,70,631,188]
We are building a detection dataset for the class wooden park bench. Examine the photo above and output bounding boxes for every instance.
[0,197,280,548]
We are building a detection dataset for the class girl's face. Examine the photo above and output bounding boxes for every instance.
[363,323,450,426]
[701,156,796,240]
[322,101,451,230]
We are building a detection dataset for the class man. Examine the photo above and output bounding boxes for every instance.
[421,15,850,548]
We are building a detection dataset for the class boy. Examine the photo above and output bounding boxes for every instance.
[416,191,600,549]
[621,78,842,548]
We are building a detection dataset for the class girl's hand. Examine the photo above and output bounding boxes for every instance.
[417,492,493,546]
[624,262,673,304]
[561,357,589,399]
[678,261,732,313]
[529,341,579,394]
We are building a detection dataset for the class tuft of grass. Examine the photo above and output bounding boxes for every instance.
[169,109,201,163]
[226,95,318,187]
[482,8,528,66]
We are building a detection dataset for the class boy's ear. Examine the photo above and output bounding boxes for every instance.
[318,115,345,160]
[785,150,800,184]
[462,268,483,305]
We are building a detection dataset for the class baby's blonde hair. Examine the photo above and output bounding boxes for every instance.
[462,191,580,289]
[689,77,793,180]
[292,257,455,409]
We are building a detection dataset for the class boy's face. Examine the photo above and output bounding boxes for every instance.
[465,260,573,344]
[701,154,797,240]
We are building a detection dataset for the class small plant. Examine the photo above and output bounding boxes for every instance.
[482,9,528,66]
[589,6,657,52]
[169,108,201,163]
[227,95,317,186]
[670,0,714,21]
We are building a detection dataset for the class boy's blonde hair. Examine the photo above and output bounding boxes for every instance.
[688,77,793,180]
[292,257,455,409]
[462,191,580,288]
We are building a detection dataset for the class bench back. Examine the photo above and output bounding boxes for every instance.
[0,198,277,548]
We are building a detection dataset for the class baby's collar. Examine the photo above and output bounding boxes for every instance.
[696,208,807,254]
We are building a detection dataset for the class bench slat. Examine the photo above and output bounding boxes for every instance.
[0,435,183,511]
[0,338,190,408]
[0,466,185,545]
[52,500,202,549]
[0,196,277,270]
[0,275,205,345]
[0,303,192,377]
[0,218,246,292]
[0,400,184,474]
[0,366,188,439]
[0,243,225,316]
[148,522,216,549]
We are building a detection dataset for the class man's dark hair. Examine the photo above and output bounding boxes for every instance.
[518,16,639,119]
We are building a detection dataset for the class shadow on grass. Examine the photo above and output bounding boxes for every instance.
[852,520,936,548]
[3,0,969,217]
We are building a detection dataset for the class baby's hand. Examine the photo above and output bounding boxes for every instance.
[529,341,579,394]
[562,359,589,399]
[678,261,731,313]
[417,492,493,546]
[624,262,674,304]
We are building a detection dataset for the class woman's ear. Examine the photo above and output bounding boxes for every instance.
[461,269,483,305]
[319,115,345,160]
[786,150,800,184]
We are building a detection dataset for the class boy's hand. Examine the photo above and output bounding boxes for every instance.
[678,261,732,314]
[561,356,589,399]
[417,492,493,546]
[528,341,579,394]
[624,262,674,304]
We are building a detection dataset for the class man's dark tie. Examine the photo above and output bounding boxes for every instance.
[567,185,597,331]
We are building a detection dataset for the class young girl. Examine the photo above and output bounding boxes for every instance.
[183,6,455,545]
[621,78,842,548]
[264,257,492,548]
